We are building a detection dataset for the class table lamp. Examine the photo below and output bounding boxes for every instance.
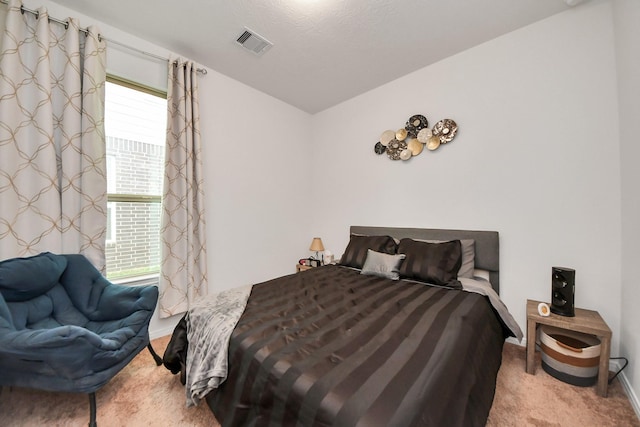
[309,237,325,263]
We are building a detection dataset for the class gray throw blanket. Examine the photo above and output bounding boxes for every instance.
[185,285,253,406]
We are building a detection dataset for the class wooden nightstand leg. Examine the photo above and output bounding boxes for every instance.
[596,335,611,397]
[526,318,536,374]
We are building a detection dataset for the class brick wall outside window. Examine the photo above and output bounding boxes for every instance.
[106,136,164,280]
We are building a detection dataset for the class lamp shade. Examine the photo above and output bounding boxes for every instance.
[309,237,325,252]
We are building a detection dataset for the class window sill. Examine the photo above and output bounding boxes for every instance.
[111,274,159,287]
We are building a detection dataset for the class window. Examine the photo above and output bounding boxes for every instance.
[105,77,167,281]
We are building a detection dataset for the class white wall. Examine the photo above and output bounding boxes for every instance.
[200,71,313,293]
[10,0,313,338]
[310,1,622,352]
[614,0,640,410]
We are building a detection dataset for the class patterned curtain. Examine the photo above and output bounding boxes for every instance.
[0,0,107,269]
[159,59,208,318]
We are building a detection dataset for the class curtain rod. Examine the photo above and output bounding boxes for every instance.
[0,0,208,75]
[103,36,208,75]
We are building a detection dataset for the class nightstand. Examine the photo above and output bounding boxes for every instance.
[296,264,313,273]
[525,299,612,397]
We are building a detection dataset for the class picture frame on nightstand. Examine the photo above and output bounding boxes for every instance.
[298,258,321,267]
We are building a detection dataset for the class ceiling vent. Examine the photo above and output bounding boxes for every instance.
[236,28,273,57]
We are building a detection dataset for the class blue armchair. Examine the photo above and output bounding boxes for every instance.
[0,252,162,426]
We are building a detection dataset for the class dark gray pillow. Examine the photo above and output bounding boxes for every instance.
[339,234,397,269]
[397,239,462,289]
[361,249,406,280]
[420,239,475,278]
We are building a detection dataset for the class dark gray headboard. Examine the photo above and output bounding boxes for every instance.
[350,226,500,294]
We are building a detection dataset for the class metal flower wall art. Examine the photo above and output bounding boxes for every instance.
[374,114,458,161]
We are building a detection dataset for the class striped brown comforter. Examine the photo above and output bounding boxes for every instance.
[206,264,507,427]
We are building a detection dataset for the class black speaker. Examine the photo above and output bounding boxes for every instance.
[551,267,575,317]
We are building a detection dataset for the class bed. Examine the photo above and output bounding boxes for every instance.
[165,226,522,427]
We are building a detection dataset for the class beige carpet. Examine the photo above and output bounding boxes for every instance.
[0,337,637,426]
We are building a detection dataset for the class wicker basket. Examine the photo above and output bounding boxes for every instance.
[539,325,601,387]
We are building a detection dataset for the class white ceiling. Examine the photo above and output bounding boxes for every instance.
[50,0,579,113]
